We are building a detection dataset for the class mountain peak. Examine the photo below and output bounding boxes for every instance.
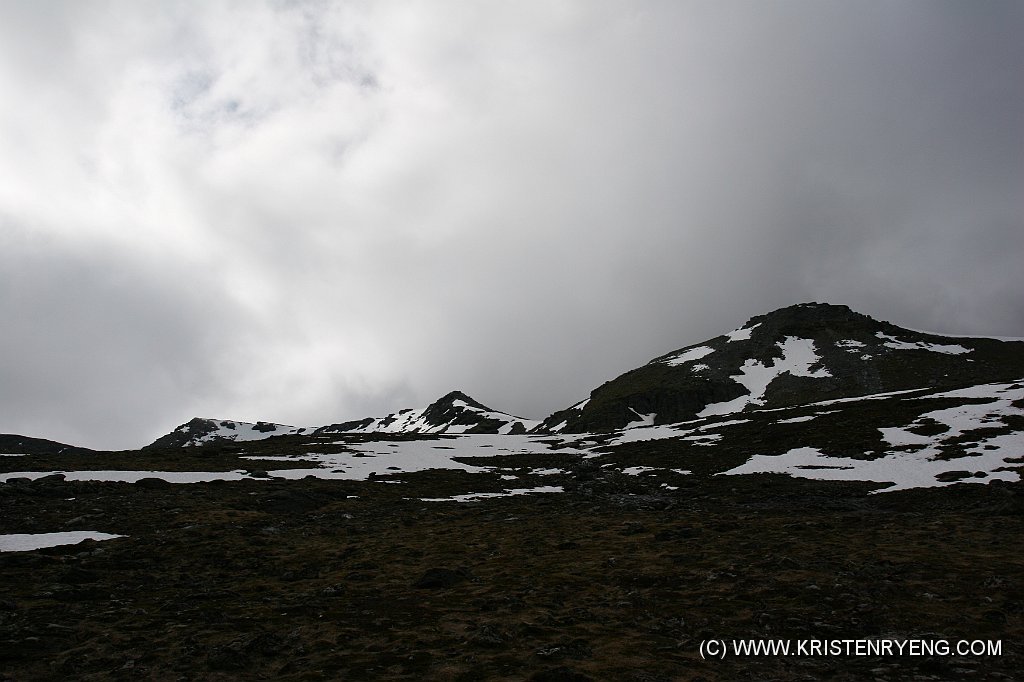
[311,391,538,438]
[430,390,489,411]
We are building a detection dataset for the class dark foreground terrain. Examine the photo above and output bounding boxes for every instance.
[2,459,1022,681]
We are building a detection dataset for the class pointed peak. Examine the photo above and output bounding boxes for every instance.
[430,390,489,411]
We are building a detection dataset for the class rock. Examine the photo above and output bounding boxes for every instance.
[135,477,172,489]
[412,567,469,589]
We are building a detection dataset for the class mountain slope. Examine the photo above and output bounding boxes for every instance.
[538,302,1024,433]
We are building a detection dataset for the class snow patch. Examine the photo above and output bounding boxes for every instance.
[720,445,1020,493]
[663,346,715,366]
[726,323,760,342]
[683,434,721,445]
[698,337,831,417]
[0,470,253,484]
[413,485,561,501]
[620,466,691,476]
[876,332,971,355]
[777,415,817,424]
[529,468,565,476]
[881,382,1024,449]
[621,466,658,475]
[0,531,125,552]
[625,408,657,428]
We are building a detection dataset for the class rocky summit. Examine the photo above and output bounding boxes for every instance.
[1,302,1022,680]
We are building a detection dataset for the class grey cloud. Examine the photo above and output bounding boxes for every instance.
[0,235,239,448]
[0,1,1021,447]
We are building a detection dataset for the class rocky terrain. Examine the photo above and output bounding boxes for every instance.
[1,302,1022,680]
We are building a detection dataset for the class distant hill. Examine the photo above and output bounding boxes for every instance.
[147,390,537,448]
[0,434,94,455]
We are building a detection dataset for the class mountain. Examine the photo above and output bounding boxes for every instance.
[146,418,309,448]
[147,391,538,448]
[537,302,1024,433]
[314,390,537,436]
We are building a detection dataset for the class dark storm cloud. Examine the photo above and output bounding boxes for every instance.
[0,1,1021,448]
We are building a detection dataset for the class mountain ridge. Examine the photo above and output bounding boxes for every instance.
[146,389,538,448]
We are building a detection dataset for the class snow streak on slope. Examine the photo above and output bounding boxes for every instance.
[417,486,564,502]
[722,381,1024,492]
[725,323,760,342]
[662,346,715,367]
[698,337,831,417]
[876,332,971,355]
[608,418,750,446]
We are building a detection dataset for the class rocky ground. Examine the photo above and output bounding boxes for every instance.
[1,446,1022,681]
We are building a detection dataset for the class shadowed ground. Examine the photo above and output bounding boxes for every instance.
[1,467,1021,681]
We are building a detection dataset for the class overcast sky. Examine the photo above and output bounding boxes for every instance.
[2,1,1022,449]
